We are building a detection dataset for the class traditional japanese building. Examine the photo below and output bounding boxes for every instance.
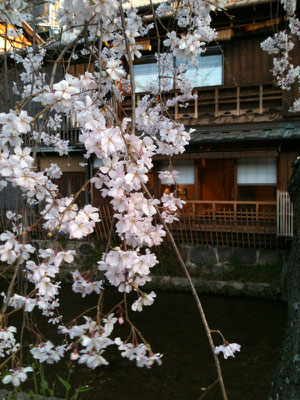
[0,0,299,248]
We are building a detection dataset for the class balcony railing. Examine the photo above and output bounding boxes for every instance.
[0,200,279,248]
[122,83,283,120]
[20,83,282,148]
[93,200,277,249]
[171,200,277,248]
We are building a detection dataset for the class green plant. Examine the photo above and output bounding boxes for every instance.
[0,362,91,400]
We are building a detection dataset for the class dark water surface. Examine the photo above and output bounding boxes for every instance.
[7,286,287,400]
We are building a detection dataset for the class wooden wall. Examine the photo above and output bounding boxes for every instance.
[223,36,274,87]
[197,159,235,201]
[39,153,87,208]
[283,40,300,117]
[278,152,299,191]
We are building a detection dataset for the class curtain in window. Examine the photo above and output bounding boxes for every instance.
[237,158,277,185]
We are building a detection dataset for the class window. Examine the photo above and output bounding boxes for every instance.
[176,52,223,88]
[134,48,223,93]
[237,158,277,185]
[134,62,159,93]
[160,160,195,184]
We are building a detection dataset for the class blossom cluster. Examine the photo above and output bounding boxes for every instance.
[261,0,300,110]
[214,343,241,359]
[72,270,103,297]
[98,248,158,293]
[0,326,19,358]
[115,337,162,368]
[0,0,234,388]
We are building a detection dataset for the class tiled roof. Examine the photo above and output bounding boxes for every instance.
[190,123,300,143]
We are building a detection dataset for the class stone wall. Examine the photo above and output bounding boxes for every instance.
[179,244,282,269]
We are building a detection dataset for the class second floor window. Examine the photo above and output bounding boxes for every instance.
[177,52,223,88]
[134,49,223,93]
[134,62,158,93]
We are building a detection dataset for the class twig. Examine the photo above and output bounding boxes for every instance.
[199,379,219,400]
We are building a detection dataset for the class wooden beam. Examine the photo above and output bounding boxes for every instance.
[22,22,44,45]
[244,17,282,32]
[154,150,279,161]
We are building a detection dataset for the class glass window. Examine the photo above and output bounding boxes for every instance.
[133,63,159,93]
[177,53,223,88]
[237,158,277,185]
[160,160,195,185]
[134,49,223,92]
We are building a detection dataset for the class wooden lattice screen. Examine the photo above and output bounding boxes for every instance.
[277,190,294,237]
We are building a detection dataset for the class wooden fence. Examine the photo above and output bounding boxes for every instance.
[169,201,277,248]
[0,200,281,249]
[93,201,277,249]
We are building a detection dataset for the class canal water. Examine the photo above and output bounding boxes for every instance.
[23,286,285,400]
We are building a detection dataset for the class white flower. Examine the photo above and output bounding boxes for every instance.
[106,59,125,81]
[2,367,32,387]
[131,291,156,312]
[158,169,180,184]
[214,343,241,359]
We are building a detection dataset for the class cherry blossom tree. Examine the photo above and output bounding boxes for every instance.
[0,1,240,399]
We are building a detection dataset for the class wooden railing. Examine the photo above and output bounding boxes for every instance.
[93,201,277,249]
[20,83,282,148]
[0,200,277,248]
[21,114,81,148]
[169,200,277,248]
[122,83,282,120]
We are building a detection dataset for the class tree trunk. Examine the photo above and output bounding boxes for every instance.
[269,158,300,400]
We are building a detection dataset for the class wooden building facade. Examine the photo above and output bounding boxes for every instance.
[37,1,300,248]
[0,0,299,248]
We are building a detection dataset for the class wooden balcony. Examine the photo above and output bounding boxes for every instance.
[122,83,283,122]
[20,83,282,149]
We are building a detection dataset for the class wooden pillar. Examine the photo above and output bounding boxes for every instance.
[215,88,219,117]
[259,84,263,114]
[194,89,198,119]
[237,86,240,116]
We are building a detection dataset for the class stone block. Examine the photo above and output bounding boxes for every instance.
[231,281,244,290]
[187,262,197,272]
[232,248,257,265]
[215,281,227,289]
[171,277,187,288]
[217,247,233,265]
[258,249,282,265]
[179,244,191,264]
[193,279,204,289]
[0,390,63,400]
[190,246,217,266]
[212,266,224,274]
[246,283,269,292]
[79,242,95,257]
[206,280,217,289]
